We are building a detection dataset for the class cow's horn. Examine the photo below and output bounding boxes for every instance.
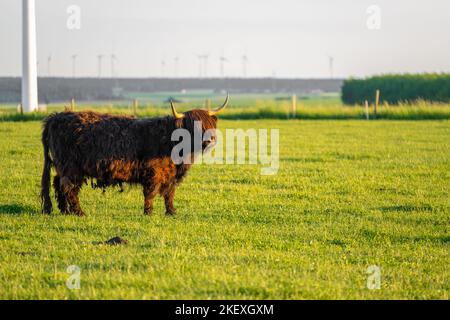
[208,93,229,116]
[170,99,184,119]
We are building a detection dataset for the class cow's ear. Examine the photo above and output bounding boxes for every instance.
[211,115,218,121]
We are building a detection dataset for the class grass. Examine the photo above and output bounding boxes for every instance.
[1,102,450,122]
[0,118,448,299]
[1,93,449,122]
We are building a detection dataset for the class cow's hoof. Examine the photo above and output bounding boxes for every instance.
[165,209,176,216]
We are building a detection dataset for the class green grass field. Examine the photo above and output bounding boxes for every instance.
[1,92,450,121]
[0,117,448,299]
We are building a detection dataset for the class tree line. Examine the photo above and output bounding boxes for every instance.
[341,74,450,105]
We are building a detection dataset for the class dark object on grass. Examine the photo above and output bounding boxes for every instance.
[105,236,128,245]
[40,94,228,216]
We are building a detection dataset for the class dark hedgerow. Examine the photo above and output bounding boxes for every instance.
[341,73,450,105]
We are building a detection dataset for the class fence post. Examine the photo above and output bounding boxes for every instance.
[291,94,297,119]
[374,89,380,119]
[71,98,75,111]
[365,100,370,120]
[133,99,138,115]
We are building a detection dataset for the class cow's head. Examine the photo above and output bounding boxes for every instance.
[170,94,228,152]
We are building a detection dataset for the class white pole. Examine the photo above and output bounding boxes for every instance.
[22,0,38,112]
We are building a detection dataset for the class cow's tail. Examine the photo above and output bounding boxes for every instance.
[41,120,52,214]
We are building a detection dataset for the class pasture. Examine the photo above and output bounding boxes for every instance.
[0,116,448,299]
[2,92,450,121]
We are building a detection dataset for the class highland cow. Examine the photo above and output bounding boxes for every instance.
[40,95,228,216]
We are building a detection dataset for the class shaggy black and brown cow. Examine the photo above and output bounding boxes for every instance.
[40,95,228,216]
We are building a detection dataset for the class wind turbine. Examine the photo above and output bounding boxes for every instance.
[196,54,209,78]
[242,55,248,78]
[161,59,166,77]
[97,54,104,78]
[22,0,38,112]
[201,54,209,78]
[110,54,117,78]
[174,56,179,78]
[47,54,52,77]
[220,55,228,78]
[327,54,334,79]
[196,54,203,78]
[71,54,77,78]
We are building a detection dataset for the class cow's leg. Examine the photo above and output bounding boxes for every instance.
[53,175,68,214]
[61,177,85,216]
[67,184,85,216]
[143,183,160,215]
[161,183,177,216]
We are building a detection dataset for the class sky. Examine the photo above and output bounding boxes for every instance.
[0,0,449,78]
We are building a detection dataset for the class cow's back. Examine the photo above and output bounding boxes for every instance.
[44,111,140,178]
